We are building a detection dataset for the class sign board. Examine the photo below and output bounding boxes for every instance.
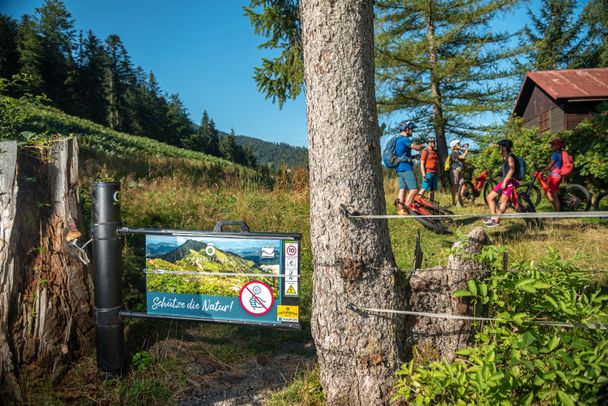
[145,232,300,327]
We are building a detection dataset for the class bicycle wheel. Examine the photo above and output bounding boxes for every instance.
[516,192,539,227]
[561,184,591,212]
[594,191,608,211]
[519,183,542,206]
[413,216,452,235]
[483,178,498,206]
[458,181,477,207]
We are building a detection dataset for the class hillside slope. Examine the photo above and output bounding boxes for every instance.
[224,133,308,168]
[8,99,268,184]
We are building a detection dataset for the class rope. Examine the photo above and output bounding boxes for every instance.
[348,304,608,330]
[144,269,298,278]
[344,210,608,220]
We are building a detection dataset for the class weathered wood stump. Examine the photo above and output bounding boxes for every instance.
[407,227,492,361]
[0,139,94,402]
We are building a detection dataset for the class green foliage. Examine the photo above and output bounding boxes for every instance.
[521,0,588,70]
[471,104,608,189]
[394,247,608,405]
[131,351,152,371]
[229,132,308,169]
[375,0,522,154]
[243,0,303,108]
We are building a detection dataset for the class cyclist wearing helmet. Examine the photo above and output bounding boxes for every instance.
[419,136,439,201]
[543,139,565,211]
[449,139,469,206]
[395,121,424,215]
[485,139,519,227]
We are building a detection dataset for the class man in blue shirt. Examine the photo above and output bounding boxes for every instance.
[395,121,424,215]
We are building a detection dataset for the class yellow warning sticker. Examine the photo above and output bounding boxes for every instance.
[286,285,296,295]
[277,305,299,322]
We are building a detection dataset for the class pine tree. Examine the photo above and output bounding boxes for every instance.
[105,34,134,131]
[0,15,21,85]
[521,0,587,70]
[166,94,194,147]
[243,0,303,108]
[35,0,77,111]
[219,132,237,161]
[375,0,521,161]
[579,0,608,67]
[16,14,43,95]
[76,30,109,124]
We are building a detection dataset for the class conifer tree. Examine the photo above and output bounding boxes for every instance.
[35,0,77,111]
[578,0,608,67]
[16,14,43,95]
[243,0,303,108]
[105,34,134,131]
[521,0,587,70]
[76,30,109,124]
[375,0,521,161]
[0,15,21,85]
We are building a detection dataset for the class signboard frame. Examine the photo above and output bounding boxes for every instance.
[132,224,301,329]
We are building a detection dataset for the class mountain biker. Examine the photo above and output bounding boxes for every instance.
[449,140,469,207]
[543,138,565,211]
[395,121,424,215]
[484,139,519,228]
[418,136,439,201]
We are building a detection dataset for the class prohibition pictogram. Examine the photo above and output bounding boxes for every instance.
[239,280,274,316]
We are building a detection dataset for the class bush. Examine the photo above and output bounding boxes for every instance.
[394,247,608,405]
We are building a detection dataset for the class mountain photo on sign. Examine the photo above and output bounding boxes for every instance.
[145,236,281,297]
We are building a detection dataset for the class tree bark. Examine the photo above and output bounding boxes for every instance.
[425,1,448,165]
[300,1,404,404]
[0,139,94,402]
[407,227,492,362]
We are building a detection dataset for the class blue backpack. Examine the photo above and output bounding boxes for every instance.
[381,135,406,168]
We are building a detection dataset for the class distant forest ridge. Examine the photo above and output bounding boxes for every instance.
[221,133,309,168]
[0,0,306,170]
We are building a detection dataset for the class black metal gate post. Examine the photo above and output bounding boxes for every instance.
[91,182,124,375]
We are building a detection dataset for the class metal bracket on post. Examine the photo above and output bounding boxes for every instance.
[91,182,124,376]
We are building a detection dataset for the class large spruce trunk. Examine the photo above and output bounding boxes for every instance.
[0,139,94,402]
[300,1,404,404]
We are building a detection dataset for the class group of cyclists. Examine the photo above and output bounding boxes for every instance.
[393,120,570,228]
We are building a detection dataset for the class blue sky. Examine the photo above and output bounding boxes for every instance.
[2,0,309,146]
[2,0,553,146]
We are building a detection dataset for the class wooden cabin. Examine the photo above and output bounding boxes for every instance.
[512,68,608,133]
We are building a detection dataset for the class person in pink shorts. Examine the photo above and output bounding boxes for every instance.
[484,139,520,228]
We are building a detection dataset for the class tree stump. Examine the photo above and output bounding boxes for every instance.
[407,227,492,362]
[0,139,94,402]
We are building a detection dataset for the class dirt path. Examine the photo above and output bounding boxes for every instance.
[149,338,316,405]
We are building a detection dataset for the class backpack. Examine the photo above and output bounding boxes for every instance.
[444,156,451,172]
[381,135,407,168]
[560,150,573,176]
[513,154,526,180]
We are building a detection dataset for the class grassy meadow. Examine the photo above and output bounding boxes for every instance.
[29,163,608,404]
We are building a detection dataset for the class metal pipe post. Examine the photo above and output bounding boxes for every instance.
[91,182,124,375]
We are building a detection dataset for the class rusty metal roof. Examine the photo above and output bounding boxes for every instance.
[513,68,608,116]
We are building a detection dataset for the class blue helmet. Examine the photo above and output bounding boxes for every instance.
[399,121,415,132]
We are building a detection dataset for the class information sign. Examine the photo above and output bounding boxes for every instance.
[145,233,300,327]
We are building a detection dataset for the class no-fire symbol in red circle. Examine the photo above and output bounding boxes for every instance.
[286,244,298,256]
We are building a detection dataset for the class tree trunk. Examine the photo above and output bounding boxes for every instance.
[300,1,404,404]
[407,227,492,361]
[425,1,448,165]
[0,139,94,402]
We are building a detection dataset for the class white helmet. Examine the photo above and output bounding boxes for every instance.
[450,139,461,148]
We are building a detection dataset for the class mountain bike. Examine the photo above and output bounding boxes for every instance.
[394,195,453,234]
[458,169,495,207]
[486,183,537,227]
[531,170,591,211]
[486,175,542,207]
